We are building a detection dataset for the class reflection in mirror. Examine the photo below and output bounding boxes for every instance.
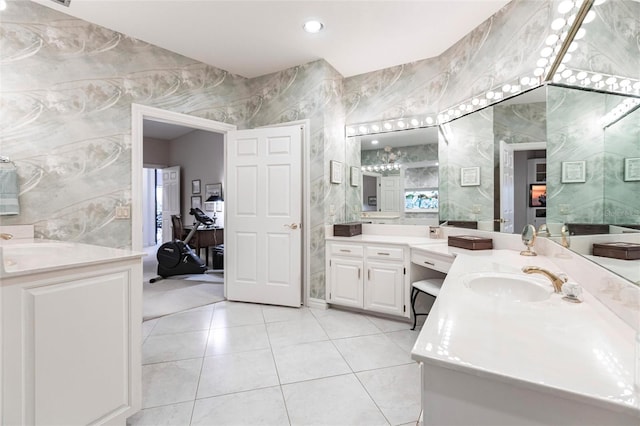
[347,128,439,225]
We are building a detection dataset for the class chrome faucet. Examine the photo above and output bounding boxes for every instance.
[522,266,568,293]
[0,233,13,240]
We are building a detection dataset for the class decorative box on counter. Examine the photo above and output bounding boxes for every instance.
[333,222,362,237]
[592,242,640,260]
[448,235,493,250]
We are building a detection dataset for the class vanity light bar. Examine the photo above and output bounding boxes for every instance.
[555,68,640,97]
[361,163,402,172]
[599,97,640,129]
[346,73,543,135]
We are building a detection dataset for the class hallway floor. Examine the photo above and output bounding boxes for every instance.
[128,302,422,425]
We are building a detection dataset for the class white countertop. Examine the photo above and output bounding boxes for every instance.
[411,249,640,416]
[0,239,144,278]
[326,234,441,246]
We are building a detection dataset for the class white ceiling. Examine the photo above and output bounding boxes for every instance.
[32,0,511,79]
[143,120,198,140]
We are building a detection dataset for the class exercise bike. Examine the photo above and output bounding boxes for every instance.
[150,207,215,283]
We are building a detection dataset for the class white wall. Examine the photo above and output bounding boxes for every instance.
[168,130,225,225]
[143,137,171,167]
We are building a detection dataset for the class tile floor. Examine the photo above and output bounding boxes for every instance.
[128,301,422,426]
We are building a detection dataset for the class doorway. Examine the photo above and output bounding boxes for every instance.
[132,105,313,307]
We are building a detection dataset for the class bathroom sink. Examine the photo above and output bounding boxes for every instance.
[462,272,553,302]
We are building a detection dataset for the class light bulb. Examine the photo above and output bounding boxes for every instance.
[371,124,380,132]
[546,34,559,46]
[359,126,368,134]
[551,18,566,30]
[383,122,392,130]
[534,68,545,77]
[520,76,531,86]
[371,139,379,145]
[471,98,480,106]
[591,73,603,82]
[537,58,548,68]
[410,118,419,126]
[396,120,405,128]
[426,117,434,125]
[0,0,7,11]
[620,79,630,87]
[540,47,553,57]
[557,0,574,14]
[605,76,617,85]
[346,127,355,135]
[575,28,586,40]
[583,10,596,23]
[303,20,324,33]
[576,71,587,80]
[486,91,495,99]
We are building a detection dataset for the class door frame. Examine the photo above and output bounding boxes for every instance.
[498,141,546,232]
[131,104,312,306]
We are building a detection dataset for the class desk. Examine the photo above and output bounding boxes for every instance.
[183,226,224,266]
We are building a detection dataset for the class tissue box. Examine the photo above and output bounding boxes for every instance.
[592,242,640,260]
[333,222,362,237]
[448,235,493,250]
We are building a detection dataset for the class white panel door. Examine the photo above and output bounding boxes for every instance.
[499,141,515,233]
[226,125,302,307]
[380,176,401,212]
[161,166,180,243]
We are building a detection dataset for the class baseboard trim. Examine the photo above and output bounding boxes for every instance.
[306,298,328,310]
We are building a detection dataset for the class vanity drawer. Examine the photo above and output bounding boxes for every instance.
[330,243,364,258]
[366,246,404,261]
[411,251,452,273]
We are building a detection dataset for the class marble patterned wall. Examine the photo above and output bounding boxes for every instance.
[0,0,249,247]
[439,109,494,223]
[603,106,639,226]
[569,0,640,81]
[546,86,605,224]
[342,0,552,124]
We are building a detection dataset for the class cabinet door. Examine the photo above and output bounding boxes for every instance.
[328,258,363,308]
[365,260,404,316]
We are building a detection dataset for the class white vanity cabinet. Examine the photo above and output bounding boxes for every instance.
[327,241,408,317]
[2,252,142,426]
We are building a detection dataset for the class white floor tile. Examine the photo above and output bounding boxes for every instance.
[197,349,280,398]
[262,304,314,323]
[141,358,202,409]
[191,387,289,426]
[206,323,270,356]
[366,315,413,333]
[333,334,412,372]
[266,317,329,348]
[272,340,351,384]
[142,319,159,342]
[211,301,265,328]
[357,363,421,425]
[150,307,214,336]
[142,330,209,364]
[126,401,193,426]
[312,308,382,339]
[282,374,388,426]
[386,329,421,354]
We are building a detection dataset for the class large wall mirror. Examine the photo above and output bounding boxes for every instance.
[343,0,639,285]
[346,128,439,226]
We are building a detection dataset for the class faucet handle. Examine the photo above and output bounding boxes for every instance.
[557,272,569,283]
[561,281,582,303]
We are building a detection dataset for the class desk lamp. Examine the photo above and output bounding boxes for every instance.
[205,195,224,227]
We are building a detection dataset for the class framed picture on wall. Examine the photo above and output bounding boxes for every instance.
[191,179,201,194]
[330,160,343,184]
[350,166,360,187]
[624,157,640,181]
[460,167,480,186]
[205,183,222,200]
[191,196,202,210]
[561,161,586,183]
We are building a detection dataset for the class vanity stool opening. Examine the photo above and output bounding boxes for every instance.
[410,278,444,330]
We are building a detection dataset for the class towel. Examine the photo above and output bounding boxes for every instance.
[0,163,20,216]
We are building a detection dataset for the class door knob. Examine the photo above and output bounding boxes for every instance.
[283,223,299,230]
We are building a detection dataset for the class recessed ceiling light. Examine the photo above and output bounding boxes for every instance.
[371,140,379,145]
[303,20,324,34]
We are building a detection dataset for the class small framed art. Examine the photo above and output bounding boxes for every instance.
[330,160,343,184]
[561,161,586,183]
[460,167,480,186]
[624,157,640,182]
